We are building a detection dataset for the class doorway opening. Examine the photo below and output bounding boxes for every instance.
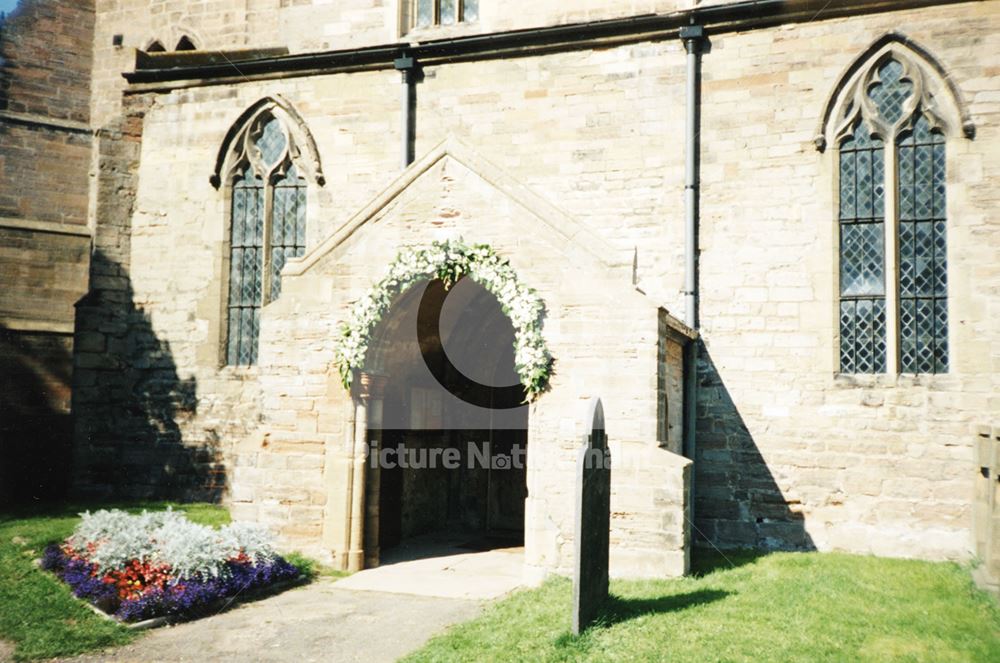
[367,277,528,565]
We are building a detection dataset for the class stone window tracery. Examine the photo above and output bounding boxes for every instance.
[831,43,960,376]
[225,113,307,367]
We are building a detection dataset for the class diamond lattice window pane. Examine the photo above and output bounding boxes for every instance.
[839,301,857,373]
[839,297,886,374]
[272,188,288,247]
[872,299,887,373]
[227,120,309,366]
[269,168,308,304]
[900,298,916,371]
[226,309,241,366]
[229,247,243,305]
[839,151,856,220]
[295,187,307,249]
[238,308,255,365]
[933,143,946,218]
[271,247,285,300]
[872,149,885,218]
[896,115,947,373]
[232,184,246,246]
[256,117,287,168]
[840,222,885,297]
[898,144,914,220]
[934,299,948,373]
[914,145,933,219]
[857,149,873,218]
[227,167,266,366]
[868,58,913,125]
[838,122,887,373]
[933,220,947,296]
[855,299,874,373]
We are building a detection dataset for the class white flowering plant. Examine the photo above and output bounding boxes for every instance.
[334,239,553,400]
[44,509,300,623]
[64,508,281,579]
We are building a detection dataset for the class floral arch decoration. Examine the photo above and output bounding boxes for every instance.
[334,239,553,401]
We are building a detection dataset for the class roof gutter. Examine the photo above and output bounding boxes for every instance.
[123,0,973,91]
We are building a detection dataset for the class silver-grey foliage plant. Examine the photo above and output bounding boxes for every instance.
[68,508,278,580]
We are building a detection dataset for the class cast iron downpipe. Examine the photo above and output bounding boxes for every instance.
[395,53,417,168]
[681,25,702,332]
[680,25,703,514]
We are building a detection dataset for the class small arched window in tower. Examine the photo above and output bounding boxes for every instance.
[827,42,961,376]
[145,40,166,53]
[175,35,196,51]
[225,114,308,366]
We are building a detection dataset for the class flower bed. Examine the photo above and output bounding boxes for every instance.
[41,509,302,624]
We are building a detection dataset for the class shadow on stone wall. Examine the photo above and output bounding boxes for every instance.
[71,250,226,502]
[0,324,73,506]
[693,343,815,551]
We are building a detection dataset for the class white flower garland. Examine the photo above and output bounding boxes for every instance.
[335,239,552,400]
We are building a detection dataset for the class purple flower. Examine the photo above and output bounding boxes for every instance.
[44,545,302,623]
[111,556,302,622]
[46,550,120,612]
[41,544,65,572]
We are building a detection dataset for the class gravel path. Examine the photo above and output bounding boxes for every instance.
[53,579,482,663]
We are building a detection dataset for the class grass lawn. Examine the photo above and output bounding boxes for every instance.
[405,550,1000,663]
[0,501,231,661]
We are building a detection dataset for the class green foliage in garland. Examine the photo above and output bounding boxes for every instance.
[334,239,552,400]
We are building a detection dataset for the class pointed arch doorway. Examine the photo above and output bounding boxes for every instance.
[361,276,529,568]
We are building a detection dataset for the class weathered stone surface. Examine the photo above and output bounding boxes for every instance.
[0,0,993,571]
[972,425,1000,593]
[0,0,95,505]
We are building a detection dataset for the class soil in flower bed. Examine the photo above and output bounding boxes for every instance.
[41,544,303,623]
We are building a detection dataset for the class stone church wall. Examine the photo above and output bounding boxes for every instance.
[692,1,1000,560]
[0,0,94,504]
[88,0,692,129]
[70,0,1000,564]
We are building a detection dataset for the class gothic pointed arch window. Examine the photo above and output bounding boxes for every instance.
[824,37,970,375]
[224,111,309,366]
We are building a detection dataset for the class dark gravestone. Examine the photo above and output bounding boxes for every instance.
[573,397,611,635]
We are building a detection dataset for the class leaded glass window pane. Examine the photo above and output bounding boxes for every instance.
[868,58,913,125]
[440,0,456,25]
[226,117,309,367]
[840,299,887,374]
[898,116,947,373]
[227,167,264,366]
[464,0,478,22]
[839,122,887,373]
[256,117,287,168]
[416,0,433,27]
[413,0,476,28]
[270,165,308,300]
